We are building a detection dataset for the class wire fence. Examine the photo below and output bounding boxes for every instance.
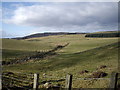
[2,72,120,89]
[2,72,34,89]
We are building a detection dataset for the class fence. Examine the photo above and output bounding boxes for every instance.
[2,72,120,90]
[33,72,119,90]
[2,73,33,89]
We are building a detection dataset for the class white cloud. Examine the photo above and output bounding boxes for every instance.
[3,2,118,32]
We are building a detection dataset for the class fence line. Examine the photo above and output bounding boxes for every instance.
[3,76,33,83]
[72,78,110,80]
[41,76,66,79]
[39,75,110,80]
[2,72,119,90]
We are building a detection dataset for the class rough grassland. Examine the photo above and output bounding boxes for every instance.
[2,34,119,88]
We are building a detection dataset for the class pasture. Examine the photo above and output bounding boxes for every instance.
[2,34,119,88]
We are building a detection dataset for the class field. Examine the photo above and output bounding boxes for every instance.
[2,33,119,89]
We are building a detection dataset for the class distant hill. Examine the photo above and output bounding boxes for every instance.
[12,31,120,39]
[85,31,120,37]
[13,32,86,40]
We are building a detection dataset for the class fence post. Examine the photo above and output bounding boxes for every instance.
[33,73,39,90]
[109,72,118,90]
[65,74,72,90]
[0,74,2,90]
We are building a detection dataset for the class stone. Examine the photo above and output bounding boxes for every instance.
[43,82,52,89]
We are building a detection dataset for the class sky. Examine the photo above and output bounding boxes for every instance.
[1,2,118,38]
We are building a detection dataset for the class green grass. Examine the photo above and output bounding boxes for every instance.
[2,34,119,88]
[2,39,54,51]
[4,42,118,74]
[2,49,34,62]
[17,35,118,53]
[2,35,118,52]
[2,35,118,61]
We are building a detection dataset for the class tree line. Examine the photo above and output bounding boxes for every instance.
[85,33,120,37]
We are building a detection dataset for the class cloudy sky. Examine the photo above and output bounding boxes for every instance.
[1,2,118,38]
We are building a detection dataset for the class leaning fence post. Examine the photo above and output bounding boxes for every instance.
[65,74,72,90]
[109,72,118,90]
[33,73,39,90]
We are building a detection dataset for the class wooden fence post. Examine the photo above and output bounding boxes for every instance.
[0,74,2,90]
[109,72,118,90]
[33,73,39,90]
[65,74,72,90]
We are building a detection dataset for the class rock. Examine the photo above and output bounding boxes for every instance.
[43,73,46,78]
[79,70,89,74]
[43,82,52,88]
[90,71,107,78]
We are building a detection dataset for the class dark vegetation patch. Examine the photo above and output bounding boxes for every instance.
[85,32,120,37]
[89,71,108,78]
[99,65,107,69]
[96,65,107,70]
[27,39,42,41]
[79,70,89,74]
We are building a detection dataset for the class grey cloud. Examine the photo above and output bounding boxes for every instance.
[4,2,118,32]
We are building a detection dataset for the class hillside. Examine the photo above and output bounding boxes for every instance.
[2,38,54,51]
[2,41,119,88]
[2,34,118,62]
[12,32,86,40]
[2,34,119,88]
[2,34,118,52]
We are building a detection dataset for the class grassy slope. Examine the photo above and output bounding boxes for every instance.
[25,34,118,53]
[2,49,35,62]
[3,41,119,88]
[3,41,118,74]
[2,35,118,62]
[2,39,54,51]
[2,34,119,88]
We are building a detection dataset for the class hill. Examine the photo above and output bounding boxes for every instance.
[2,34,119,88]
[3,41,119,88]
[13,32,86,40]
